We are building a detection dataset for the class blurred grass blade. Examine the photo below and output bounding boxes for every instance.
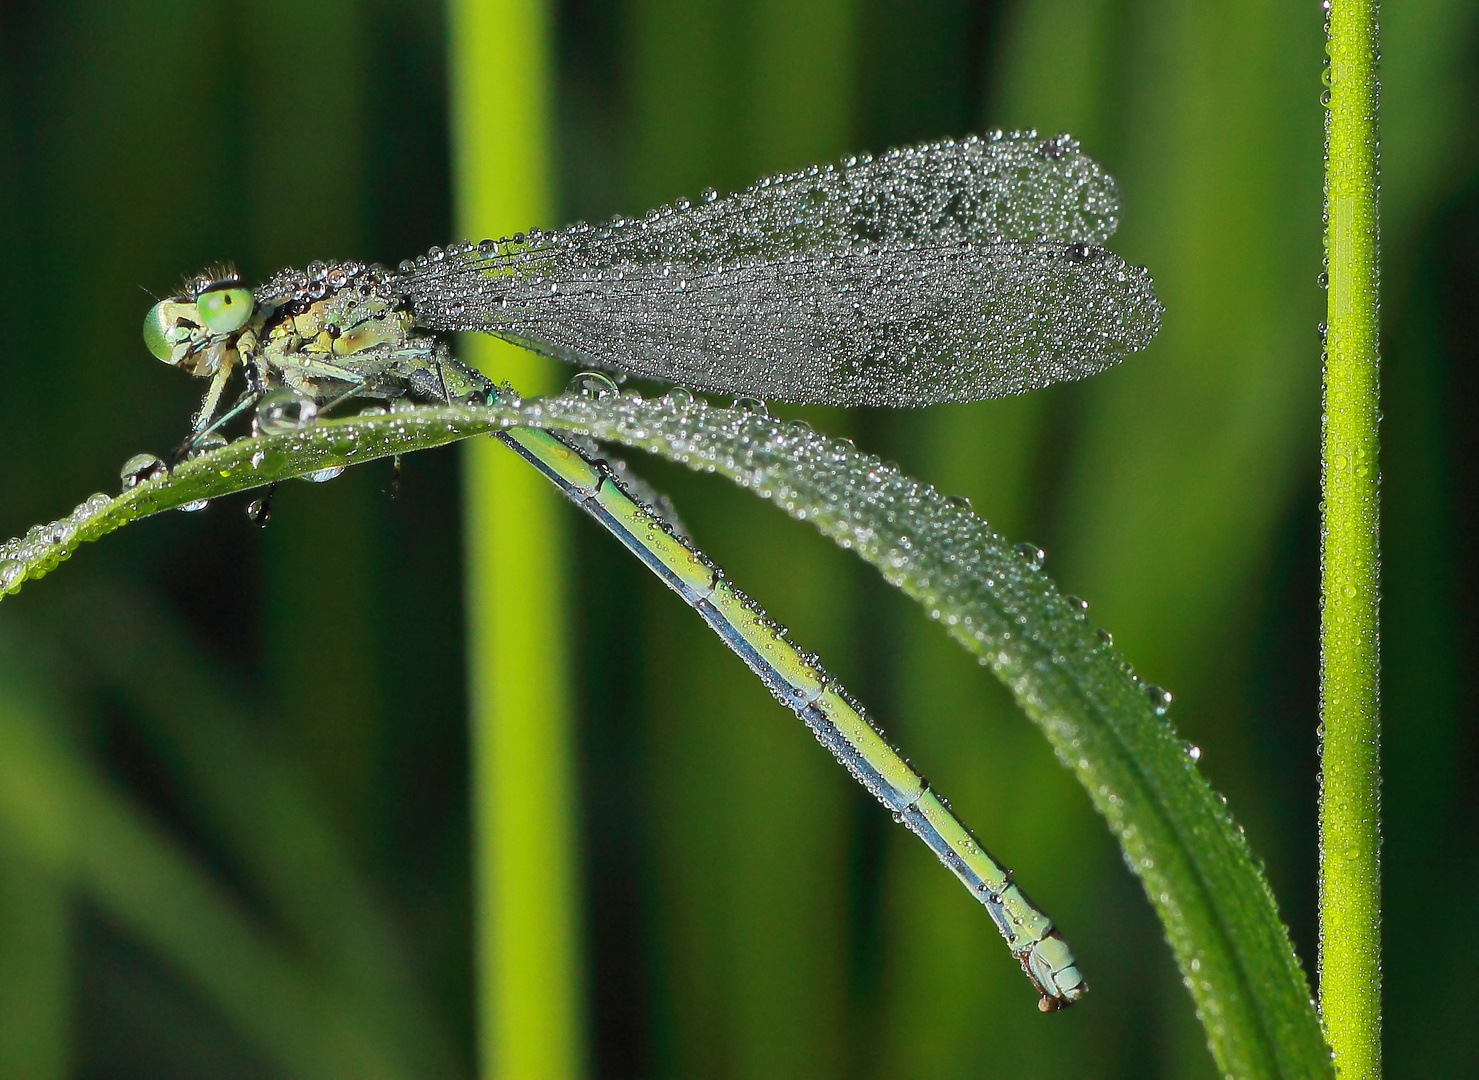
[447,1,586,1076]
[0,626,420,1079]
[45,584,462,1079]
[0,846,68,1080]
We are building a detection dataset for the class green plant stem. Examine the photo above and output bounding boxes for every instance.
[448,3,584,1075]
[1320,1,1382,1077]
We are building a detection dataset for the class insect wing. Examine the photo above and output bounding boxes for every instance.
[398,134,1162,405]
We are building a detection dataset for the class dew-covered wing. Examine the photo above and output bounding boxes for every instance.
[401,239,1162,407]
[480,132,1119,266]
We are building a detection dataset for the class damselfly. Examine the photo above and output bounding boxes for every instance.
[142,132,1162,1009]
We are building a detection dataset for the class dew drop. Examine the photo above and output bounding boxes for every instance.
[1012,542,1046,570]
[302,466,347,483]
[1187,744,1203,763]
[1145,684,1173,715]
[256,389,319,435]
[178,499,209,513]
[119,452,166,491]
[567,371,619,399]
[187,431,228,458]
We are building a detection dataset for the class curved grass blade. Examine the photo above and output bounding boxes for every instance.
[514,392,1334,1080]
[0,393,1330,1075]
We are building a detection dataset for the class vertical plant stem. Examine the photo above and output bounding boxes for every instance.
[448,3,585,1078]
[1321,1,1381,1076]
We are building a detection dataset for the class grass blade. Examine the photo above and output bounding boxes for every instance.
[1320,1,1382,1075]
[1,390,1332,1075]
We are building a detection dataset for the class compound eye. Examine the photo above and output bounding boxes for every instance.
[143,300,184,362]
[196,286,254,334]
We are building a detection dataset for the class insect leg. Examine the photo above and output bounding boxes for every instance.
[192,360,237,433]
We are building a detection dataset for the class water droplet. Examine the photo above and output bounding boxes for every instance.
[1066,594,1088,615]
[567,371,619,399]
[701,187,718,204]
[184,431,228,461]
[256,388,319,435]
[302,466,347,483]
[1097,628,1114,647]
[731,396,770,415]
[119,452,166,490]
[1013,542,1046,570]
[1317,271,1329,289]
[1145,684,1173,715]
[1187,744,1203,763]
[178,499,209,513]
[246,497,273,525]
[945,494,973,512]
[0,560,23,591]
[664,387,695,407]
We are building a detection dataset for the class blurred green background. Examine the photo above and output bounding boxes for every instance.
[1,0,1476,1076]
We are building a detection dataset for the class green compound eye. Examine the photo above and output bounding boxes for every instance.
[196,286,254,334]
[143,300,184,362]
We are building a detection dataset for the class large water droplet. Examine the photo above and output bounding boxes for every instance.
[256,388,319,435]
[1013,542,1046,570]
[1145,684,1173,715]
[567,371,619,399]
[120,452,166,490]
[301,466,347,483]
[187,431,228,459]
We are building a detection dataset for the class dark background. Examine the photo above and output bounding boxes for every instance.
[0,0,1475,1076]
